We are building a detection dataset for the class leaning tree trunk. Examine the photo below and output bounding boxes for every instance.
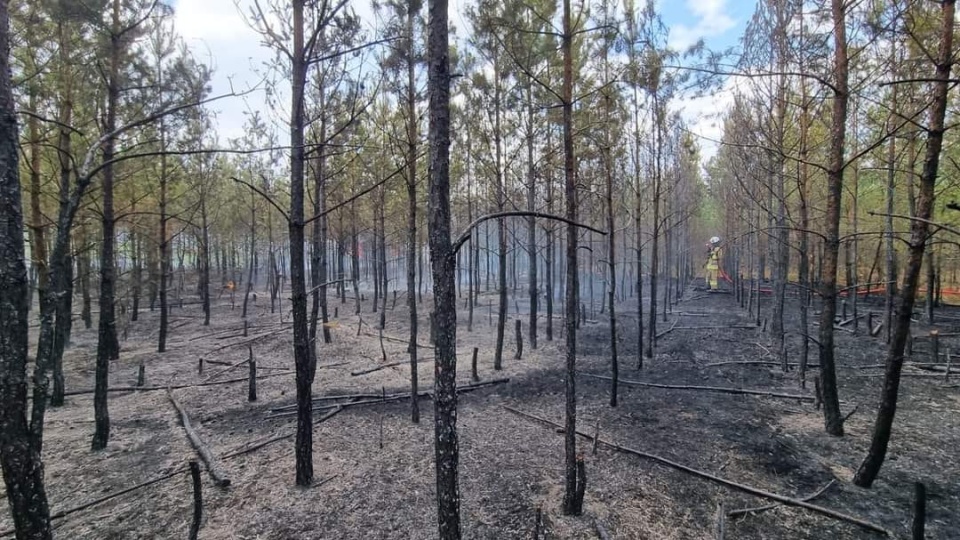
[426,0,461,536]
[853,0,955,488]
[0,1,53,532]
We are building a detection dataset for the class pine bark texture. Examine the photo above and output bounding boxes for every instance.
[0,0,53,534]
[427,0,461,536]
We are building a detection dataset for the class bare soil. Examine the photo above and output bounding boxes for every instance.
[2,283,958,539]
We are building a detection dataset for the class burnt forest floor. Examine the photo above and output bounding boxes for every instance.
[1,280,958,539]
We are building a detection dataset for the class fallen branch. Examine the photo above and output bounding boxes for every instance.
[206,327,288,354]
[221,406,343,460]
[503,406,890,536]
[361,330,432,349]
[656,316,682,339]
[667,325,758,331]
[167,390,231,488]
[728,480,836,518]
[577,372,814,402]
[266,378,510,418]
[63,373,289,396]
[350,355,433,376]
[0,468,189,537]
[843,405,859,422]
[705,361,821,369]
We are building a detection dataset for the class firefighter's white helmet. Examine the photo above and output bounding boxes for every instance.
[710,236,721,245]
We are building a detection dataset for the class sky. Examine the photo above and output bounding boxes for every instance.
[171,0,755,161]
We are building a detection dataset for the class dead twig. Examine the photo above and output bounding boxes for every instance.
[727,480,837,518]
[578,372,814,402]
[503,406,890,536]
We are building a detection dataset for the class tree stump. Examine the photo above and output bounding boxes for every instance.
[248,346,257,402]
[515,319,523,360]
[912,481,926,540]
[188,461,202,540]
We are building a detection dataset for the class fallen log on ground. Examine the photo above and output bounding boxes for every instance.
[705,361,821,369]
[167,390,231,488]
[503,406,890,536]
[655,316,682,339]
[351,358,423,376]
[63,373,289,397]
[670,324,760,331]
[362,331,432,349]
[578,372,815,402]
[0,403,338,537]
[727,480,836,517]
[206,327,288,354]
[221,406,343,460]
[266,378,510,418]
[0,468,190,538]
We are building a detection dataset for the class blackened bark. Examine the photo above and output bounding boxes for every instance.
[853,0,955,488]
[405,6,420,424]
[201,196,211,326]
[493,54,507,372]
[0,0,53,533]
[526,81,537,351]
[561,0,580,516]
[351,200,360,316]
[290,0,317,486]
[93,0,124,451]
[427,0,461,535]
[816,0,848,437]
[645,96,661,359]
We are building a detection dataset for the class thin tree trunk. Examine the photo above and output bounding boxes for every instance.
[405,12,420,423]
[816,0,849,437]
[93,0,124,450]
[561,0,581,516]
[289,0,317,486]
[853,0,955,487]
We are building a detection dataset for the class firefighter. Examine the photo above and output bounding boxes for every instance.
[704,236,721,290]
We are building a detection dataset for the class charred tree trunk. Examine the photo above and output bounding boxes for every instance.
[853,0,955,487]
[93,0,125,450]
[405,10,420,424]
[0,2,53,532]
[290,0,317,487]
[426,1,461,535]
[526,80,538,351]
[560,0,581,516]
[815,0,848,437]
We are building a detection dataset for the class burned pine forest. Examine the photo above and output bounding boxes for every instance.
[1,0,959,538]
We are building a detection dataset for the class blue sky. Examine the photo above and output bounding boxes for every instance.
[171,0,754,159]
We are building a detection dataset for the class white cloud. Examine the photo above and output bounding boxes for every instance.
[175,0,286,146]
[672,75,741,163]
[669,0,737,51]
